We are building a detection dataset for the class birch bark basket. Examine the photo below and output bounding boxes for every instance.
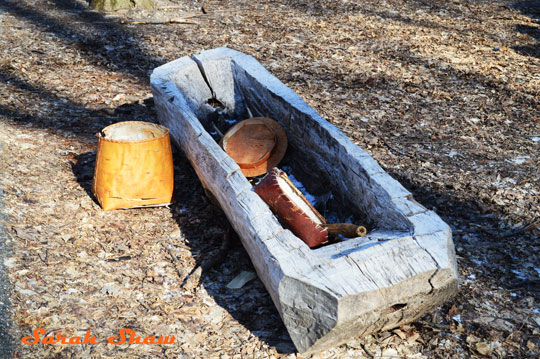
[150,47,458,353]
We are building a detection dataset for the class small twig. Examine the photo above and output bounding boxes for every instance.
[415,320,450,331]
[212,122,224,138]
[181,266,202,290]
[97,242,107,253]
[161,242,177,261]
[137,298,151,312]
[508,279,540,290]
[105,254,140,263]
[477,220,540,239]
[369,130,417,159]
[161,241,184,279]
[37,249,48,264]
[360,343,375,358]
[200,226,232,271]
[159,5,191,9]
[504,315,529,344]
[120,17,200,25]
[72,21,120,24]
[499,220,540,238]
[246,105,254,118]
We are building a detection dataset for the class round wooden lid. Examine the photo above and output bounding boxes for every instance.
[221,118,288,177]
[225,123,276,168]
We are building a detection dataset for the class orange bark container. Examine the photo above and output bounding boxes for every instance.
[92,121,174,211]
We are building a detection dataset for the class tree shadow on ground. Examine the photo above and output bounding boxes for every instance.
[0,0,293,348]
[0,0,294,352]
[0,68,116,138]
[389,171,540,299]
[282,0,540,60]
[510,0,540,58]
[513,24,540,58]
[71,151,99,204]
[279,0,509,43]
[70,143,295,352]
[2,0,161,81]
[511,0,540,20]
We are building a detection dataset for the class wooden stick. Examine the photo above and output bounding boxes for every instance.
[499,220,539,238]
[322,223,367,238]
[159,5,191,9]
[212,122,224,139]
[359,343,375,358]
[161,241,184,280]
[120,17,200,25]
[478,220,540,239]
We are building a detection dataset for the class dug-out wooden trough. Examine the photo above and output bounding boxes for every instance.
[150,48,458,353]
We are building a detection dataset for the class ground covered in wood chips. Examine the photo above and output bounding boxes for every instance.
[0,0,539,358]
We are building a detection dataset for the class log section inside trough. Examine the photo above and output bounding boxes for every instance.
[150,47,458,353]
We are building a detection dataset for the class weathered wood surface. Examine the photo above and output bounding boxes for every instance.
[150,47,458,353]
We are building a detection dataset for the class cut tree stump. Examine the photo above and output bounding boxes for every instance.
[150,47,458,353]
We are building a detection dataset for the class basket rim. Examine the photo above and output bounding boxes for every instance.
[97,121,170,144]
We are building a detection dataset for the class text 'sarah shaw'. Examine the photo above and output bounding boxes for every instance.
[22,328,175,345]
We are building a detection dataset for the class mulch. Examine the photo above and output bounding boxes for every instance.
[0,0,538,358]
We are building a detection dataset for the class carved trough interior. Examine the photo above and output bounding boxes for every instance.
[151,48,458,353]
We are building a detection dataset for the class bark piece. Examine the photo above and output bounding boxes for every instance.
[226,271,257,289]
[254,168,328,248]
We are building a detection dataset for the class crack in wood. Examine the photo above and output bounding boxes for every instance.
[411,234,441,294]
[191,55,216,100]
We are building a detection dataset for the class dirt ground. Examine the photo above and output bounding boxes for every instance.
[0,0,538,358]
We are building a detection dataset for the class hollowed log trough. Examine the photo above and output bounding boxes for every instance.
[150,47,458,353]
